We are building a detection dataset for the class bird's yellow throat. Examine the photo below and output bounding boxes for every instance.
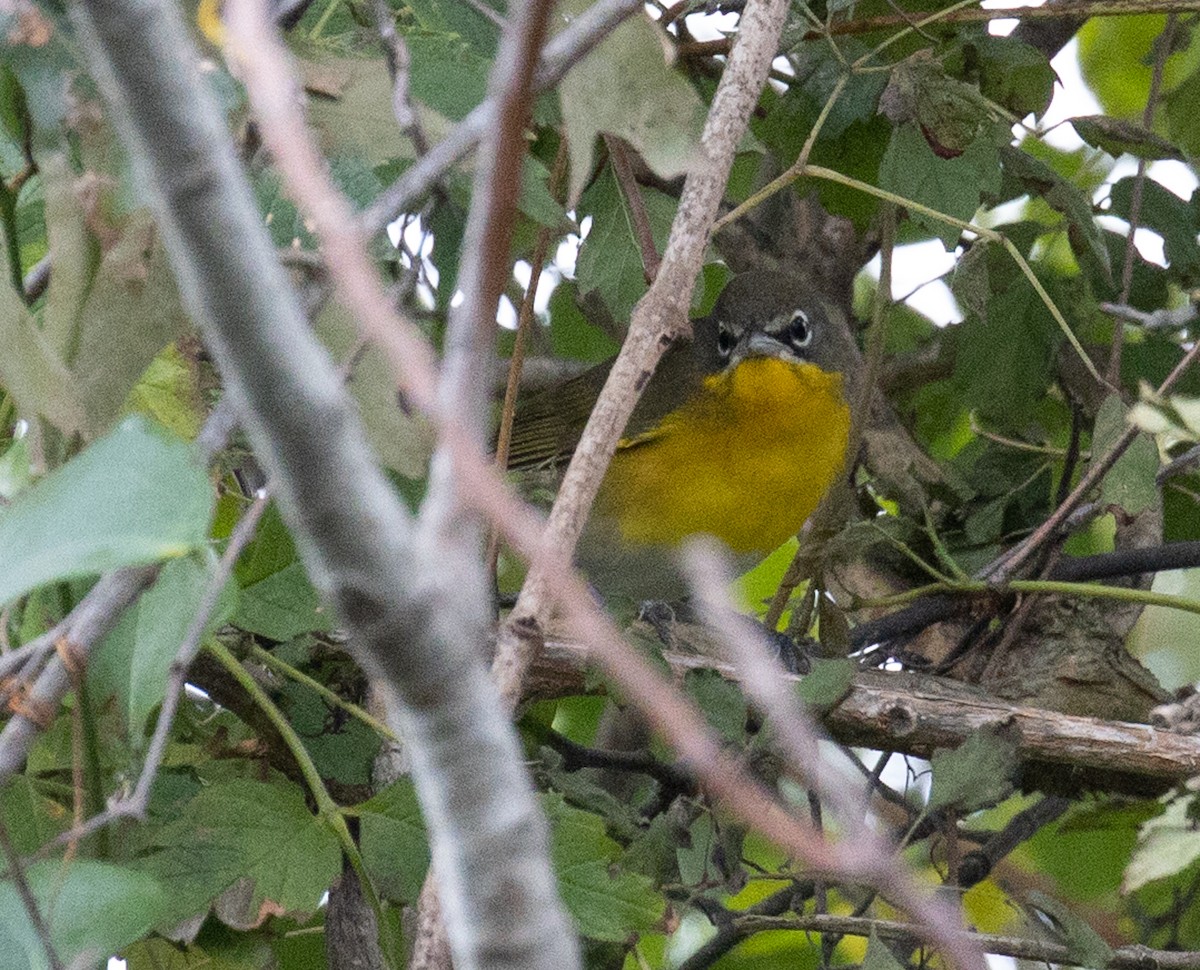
[595,356,851,555]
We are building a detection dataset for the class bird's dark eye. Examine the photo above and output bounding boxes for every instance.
[786,309,812,352]
[716,322,735,359]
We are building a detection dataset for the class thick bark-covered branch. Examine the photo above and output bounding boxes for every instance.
[527,641,1200,795]
[71,3,575,969]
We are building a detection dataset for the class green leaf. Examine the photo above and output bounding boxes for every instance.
[357,779,431,905]
[1094,394,1159,516]
[0,5,78,132]
[0,272,85,432]
[795,659,854,711]
[299,50,422,165]
[313,301,434,478]
[235,560,333,642]
[970,36,1055,118]
[951,265,1062,424]
[883,54,1001,157]
[1165,65,1200,158]
[927,729,1017,813]
[0,417,213,606]
[91,552,235,743]
[548,280,621,363]
[544,794,665,941]
[1026,890,1114,968]
[405,32,492,123]
[863,931,908,970]
[558,7,704,203]
[520,155,566,228]
[278,676,379,786]
[124,344,204,441]
[232,504,335,641]
[1109,176,1200,279]
[68,214,191,435]
[788,41,887,141]
[136,779,341,931]
[674,809,720,887]
[1125,794,1200,892]
[406,0,500,56]
[879,123,1001,249]
[39,148,94,359]
[1078,15,1200,120]
[684,669,747,744]
[35,151,190,437]
[1071,115,1184,161]
[0,860,166,970]
[0,777,67,853]
[999,145,1111,282]
[576,166,676,322]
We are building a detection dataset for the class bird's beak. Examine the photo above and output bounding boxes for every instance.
[733,330,795,364]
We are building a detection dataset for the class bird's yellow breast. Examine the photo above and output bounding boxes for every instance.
[595,357,851,555]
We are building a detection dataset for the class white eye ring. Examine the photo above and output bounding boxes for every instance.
[786,309,812,352]
[716,322,735,359]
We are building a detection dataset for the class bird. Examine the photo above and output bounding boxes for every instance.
[506,270,856,602]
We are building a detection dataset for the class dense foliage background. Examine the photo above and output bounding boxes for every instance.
[3,0,1200,968]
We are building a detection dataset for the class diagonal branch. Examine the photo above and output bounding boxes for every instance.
[493,0,794,706]
[72,3,578,969]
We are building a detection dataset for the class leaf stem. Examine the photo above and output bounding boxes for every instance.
[852,0,981,68]
[204,638,396,962]
[245,641,399,742]
[712,71,848,236]
[852,576,1200,617]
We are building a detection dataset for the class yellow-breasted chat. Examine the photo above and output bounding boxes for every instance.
[507,270,855,600]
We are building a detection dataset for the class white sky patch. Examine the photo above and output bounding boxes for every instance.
[512,260,560,315]
[872,749,933,804]
[1040,39,1103,152]
[982,0,1046,36]
[497,294,518,330]
[682,9,738,41]
[865,240,963,326]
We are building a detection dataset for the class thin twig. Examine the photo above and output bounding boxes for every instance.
[986,338,1200,581]
[686,541,870,835]
[0,820,63,970]
[489,141,570,573]
[682,542,983,970]
[731,913,1200,970]
[224,1,581,967]
[957,796,1070,888]
[1108,13,1177,385]
[137,6,985,967]
[371,0,429,156]
[605,135,662,282]
[205,637,394,947]
[30,492,271,856]
[411,0,558,961]
[0,398,237,781]
[129,492,270,809]
[361,0,645,234]
[677,0,1200,46]
[761,200,891,631]
[429,0,556,467]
